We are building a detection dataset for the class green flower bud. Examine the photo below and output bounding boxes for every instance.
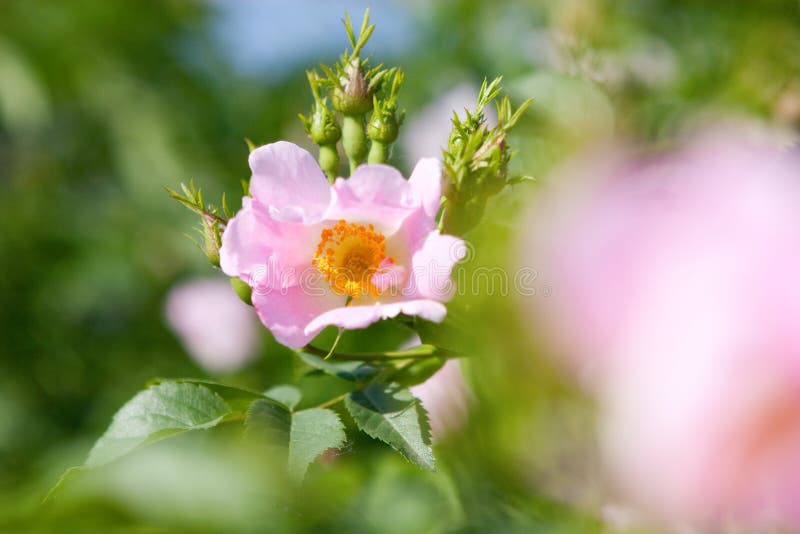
[440,77,532,235]
[332,58,373,116]
[367,108,399,144]
[201,215,222,267]
[366,70,404,165]
[308,100,341,146]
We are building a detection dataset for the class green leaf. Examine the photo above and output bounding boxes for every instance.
[297,351,379,382]
[264,384,302,410]
[147,377,267,412]
[393,357,446,388]
[246,398,290,444]
[246,400,346,480]
[86,382,232,468]
[345,383,434,471]
[48,380,267,498]
[289,409,346,479]
[44,466,86,503]
[507,174,536,186]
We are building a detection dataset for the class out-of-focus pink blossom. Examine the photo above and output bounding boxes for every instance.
[526,131,800,528]
[411,359,471,441]
[219,141,464,349]
[165,278,261,372]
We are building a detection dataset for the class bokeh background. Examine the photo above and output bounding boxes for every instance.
[2,0,799,531]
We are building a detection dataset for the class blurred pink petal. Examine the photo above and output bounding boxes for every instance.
[526,130,800,527]
[165,278,261,373]
[411,359,471,441]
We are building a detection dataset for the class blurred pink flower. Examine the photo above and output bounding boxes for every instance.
[411,359,471,441]
[527,132,800,527]
[165,278,261,372]
[220,141,464,349]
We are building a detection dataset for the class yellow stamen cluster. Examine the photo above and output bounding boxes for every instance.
[313,220,387,298]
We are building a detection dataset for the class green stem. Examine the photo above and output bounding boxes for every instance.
[307,352,446,410]
[302,343,461,362]
[367,140,389,164]
[342,114,368,174]
[315,393,348,410]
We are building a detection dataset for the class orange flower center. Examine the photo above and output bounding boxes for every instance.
[313,220,388,298]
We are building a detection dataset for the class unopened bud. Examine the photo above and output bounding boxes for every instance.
[202,215,222,267]
[367,108,399,144]
[308,101,341,146]
[332,59,373,116]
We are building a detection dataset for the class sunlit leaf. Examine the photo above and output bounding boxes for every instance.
[86,382,233,468]
[264,384,302,410]
[345,383,434,471]
[247,400,346,480]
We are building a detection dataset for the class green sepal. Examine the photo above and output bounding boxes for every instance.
[230,277,252,306]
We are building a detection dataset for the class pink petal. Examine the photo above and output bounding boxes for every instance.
[249,141,330,223]
[383,207,437,270]
[252,282,344,349]
[371,258,407,294]
[409,231,466,301]
[219,197,273,281]
[326,164,418,233]
[340,164,413,205]
[165,278,261,372]
[305,299,447,336]
[220,198,323,287]
[408,158,443,218]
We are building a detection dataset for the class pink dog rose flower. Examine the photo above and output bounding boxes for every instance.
[165,278,261,372]
[220,141,464,349]
[528,132,800,527]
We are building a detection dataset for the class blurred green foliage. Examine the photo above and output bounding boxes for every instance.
[1,0,798,531]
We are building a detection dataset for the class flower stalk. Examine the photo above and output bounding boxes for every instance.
[342,113,368,172]
[302,343,461,362]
